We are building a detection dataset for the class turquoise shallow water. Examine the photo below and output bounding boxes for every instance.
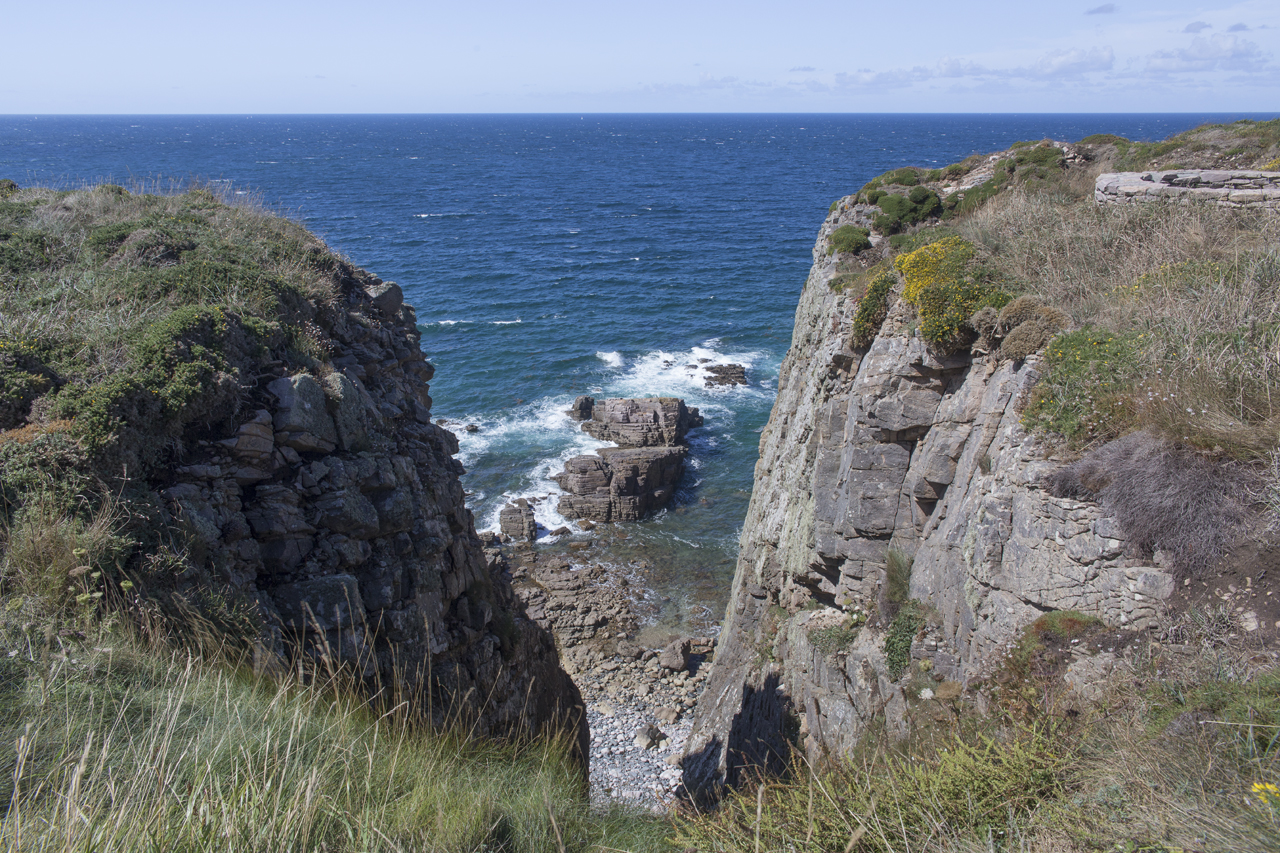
[4,112,1273,633]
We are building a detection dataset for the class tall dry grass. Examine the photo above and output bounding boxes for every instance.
[0,625,668,853]
[959,189,1280,456]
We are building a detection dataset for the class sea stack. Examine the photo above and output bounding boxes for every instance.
[553,397,702,523]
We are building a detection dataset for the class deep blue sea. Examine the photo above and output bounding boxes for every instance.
[3,113,1274,636]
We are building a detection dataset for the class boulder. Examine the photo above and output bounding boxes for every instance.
[659,637,692,672]
[268,374,338,453]
[567,395,594,421]
[635,723,667,750]
[499,499,537,542]
[365,281,403,316]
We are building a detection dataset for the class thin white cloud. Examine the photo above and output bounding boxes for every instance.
[1029,46,1115,76]
[1228,23,1250,32]
[1086,3,1117,14]
[1183,21,1212,33]
[835,46,1112,88]
[1146,33,1264,73]
[788,66,815,72]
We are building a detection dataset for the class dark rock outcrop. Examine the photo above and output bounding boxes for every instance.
[567,395,595,421]
[705,364,748,387]
[154,264,587,770]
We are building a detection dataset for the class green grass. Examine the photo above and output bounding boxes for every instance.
[0,611,670,853]
[808,621,860,655]
[0,182,342,483]
[1021,328,1143,448]
[673,724,1071,853]
[884,600,923,681]
[883,548,912,610]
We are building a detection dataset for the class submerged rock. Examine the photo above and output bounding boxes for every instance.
[705,363,748,387]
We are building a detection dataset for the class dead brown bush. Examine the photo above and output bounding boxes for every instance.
[1044,431,1251,577]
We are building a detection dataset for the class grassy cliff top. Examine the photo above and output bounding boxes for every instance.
[0,182,366,490]
[827,119,1280,462]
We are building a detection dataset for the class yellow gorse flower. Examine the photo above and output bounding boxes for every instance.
[894,236,975,306]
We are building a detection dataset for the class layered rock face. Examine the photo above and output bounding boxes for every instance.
[553,397,702,523]
[578,397,703,447]
[157,269,586,763]
[682,204,1175,795]
[1096,170,1280,209]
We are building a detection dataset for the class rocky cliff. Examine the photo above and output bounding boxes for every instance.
[164,273,587,760]
[0,184,586,769]
[681,194,1190,794]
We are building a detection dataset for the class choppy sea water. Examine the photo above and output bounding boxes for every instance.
[4,112,1273,635]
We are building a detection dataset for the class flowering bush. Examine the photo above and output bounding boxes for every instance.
[895,236,976,306]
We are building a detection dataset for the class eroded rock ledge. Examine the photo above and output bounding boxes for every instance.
[1096,170,1280,209]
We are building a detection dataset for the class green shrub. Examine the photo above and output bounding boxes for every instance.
[826,224,871,255]
[84,221,142,258]
[1022,328,1140,446]
[883,167,920,187]
[916,276,1009,354]
[873,190,941,235]
[865,188,885,205]
[888,226,958,253]
[999,317,1059,361]
[828,199,838,213]
[828,272,865,296]
[850,268,896,348]
[0,180,18,199]
[885,599,923,680]
[1079,133,1130,145]
[0,229,57,276]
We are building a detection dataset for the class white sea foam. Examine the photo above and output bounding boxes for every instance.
[454,397,610,541]
[608,339,770,402]
[492,319,522,325]
[595,351,624,368]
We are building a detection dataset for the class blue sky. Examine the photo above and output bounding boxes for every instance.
[5,0,1278,112]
